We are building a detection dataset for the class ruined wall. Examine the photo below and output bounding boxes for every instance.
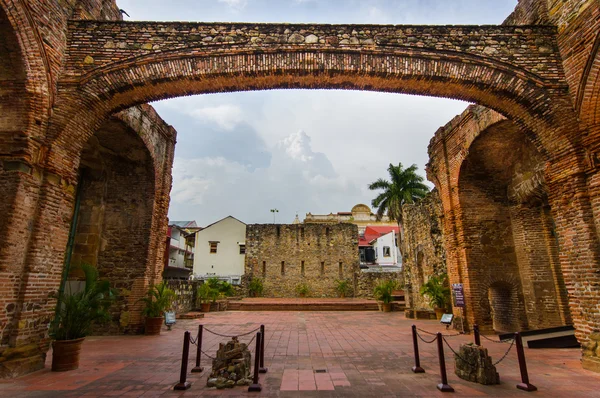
[401,190,447,311]
[70,105,175,334]
[428,106,571,334]
[245,224,359,298]
[165,280,198,315]
[354,271,403,299]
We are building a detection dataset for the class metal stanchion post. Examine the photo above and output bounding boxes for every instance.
[473,324,481,346]
[192,325,204,373]
[515,332,537,392]
[174,331,192,390]
[248,332,262,392]
[259,324,268,373]
[411,325,425,373]
[436,332,454,392]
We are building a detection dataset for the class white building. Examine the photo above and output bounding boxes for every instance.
[168,222,197,270]
[373,230,401,268]
[193,216,246,285]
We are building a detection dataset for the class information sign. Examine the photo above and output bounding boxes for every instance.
[452,283,465,308]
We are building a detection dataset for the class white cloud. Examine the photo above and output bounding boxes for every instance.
[190,104,243,130]
[218,0,248,11]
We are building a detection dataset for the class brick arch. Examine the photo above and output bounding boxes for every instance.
[72,109,165,333]
[0,0,51,139]
[455,115,571,333]
[47,21,578,176]
[576,29,600,128]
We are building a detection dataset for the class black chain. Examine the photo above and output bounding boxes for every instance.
[481,333,514,344]
[442,337,478,368]
[197,332,258,360]
[492,338,515,366]
[416,327,461,337]
[189,334,198,345]
[416,331,438,344]
[203,326,261,338]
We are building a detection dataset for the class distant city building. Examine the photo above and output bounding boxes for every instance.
[193,216,246,285]
[164,221,200,279]
[358,226,401,269]
[303,203,397,234]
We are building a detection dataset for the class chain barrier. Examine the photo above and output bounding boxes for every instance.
[201,349,215,360]
[481,333,514,344]
[192,330,258,360]
[416,331,438,344]
[203,326,261,338]
[416,327,461,338]
[442,337,478,368]
[492,337,515,366]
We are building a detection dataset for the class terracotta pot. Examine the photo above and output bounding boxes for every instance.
[434,308,445,320]
[381,303,392,312]
[201,302,211,312]
[52,337,85,372]
[144,316,164,335]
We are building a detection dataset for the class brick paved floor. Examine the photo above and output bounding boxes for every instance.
[1,311,599,397]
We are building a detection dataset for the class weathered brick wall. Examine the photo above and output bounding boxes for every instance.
[165,280,198,314]
[70,106,175,334]
[245,224,359,298]
[354,271,403,299]
[401,190,447,310]
[428,106,571,334]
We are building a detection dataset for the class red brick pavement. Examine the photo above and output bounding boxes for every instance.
[0,311,599,397]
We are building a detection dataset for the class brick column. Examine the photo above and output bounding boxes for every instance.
[546,157,600,372]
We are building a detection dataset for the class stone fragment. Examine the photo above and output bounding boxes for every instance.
[305,34,318,44]
[288,33,305,43]
[454,343,500,385]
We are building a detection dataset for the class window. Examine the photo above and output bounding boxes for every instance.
[338,262,343,278]
[383,246,391,257]
[281,261,285,276]
[209,242,218,253]
[320,261,325,276]
[300,227,305,239]
[239,244,246,255]
[301,261,305,276]
[262,261,266,277]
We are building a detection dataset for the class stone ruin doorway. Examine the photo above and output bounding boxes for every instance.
[457,120,572,334]
[64,116,156,334]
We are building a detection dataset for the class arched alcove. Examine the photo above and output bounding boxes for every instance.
[458,119,571,333]
[68,117,156,334]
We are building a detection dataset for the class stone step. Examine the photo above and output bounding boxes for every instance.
[177,311,205,319]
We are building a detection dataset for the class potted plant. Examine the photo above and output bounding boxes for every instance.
[139,281,175,335]
[373,279,398,312]
[197,283,216,313]
[296,283,310,298]
[335,280,350,298]
[419,274,451,320]
[50,264,115,371]
[248,278,263,297]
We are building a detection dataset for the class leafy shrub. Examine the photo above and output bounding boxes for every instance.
[51,264,115,341]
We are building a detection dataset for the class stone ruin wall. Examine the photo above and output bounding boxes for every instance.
[245,224,359,298]
[354,270,403,299]
[401,190,447,311]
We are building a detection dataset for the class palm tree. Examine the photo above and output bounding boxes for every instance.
[369,163,429,255]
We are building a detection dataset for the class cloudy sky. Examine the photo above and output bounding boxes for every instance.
[116,0,518,226]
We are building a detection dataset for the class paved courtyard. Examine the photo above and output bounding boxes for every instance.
[1,311,599,397]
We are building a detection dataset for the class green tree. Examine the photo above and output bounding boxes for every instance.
[369,163,429,255]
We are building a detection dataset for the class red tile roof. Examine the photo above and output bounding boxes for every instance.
[358,226,399,246]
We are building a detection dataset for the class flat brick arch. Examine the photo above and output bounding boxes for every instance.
[43,21,580,178]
